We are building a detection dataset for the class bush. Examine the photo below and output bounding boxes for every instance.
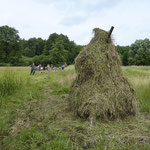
[33,55,51,66]
[18,56,33,66]
[0,63,12,66]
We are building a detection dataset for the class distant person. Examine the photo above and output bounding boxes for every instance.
[43,65,46,70]
[62,64,65,70]
[47,64,50,73]
[54,67,58,73]
[30,63,36,75]
[38,64,41,71]
[51,64,53,70]
[38,64,42,74]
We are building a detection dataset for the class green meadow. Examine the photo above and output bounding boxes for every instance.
[0,66,150,150]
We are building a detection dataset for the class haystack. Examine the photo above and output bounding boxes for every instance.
[68,27,138,120]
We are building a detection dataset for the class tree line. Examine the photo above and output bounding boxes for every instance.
[0,25,83,66]
[0,25,150,66]
[116,38,150,66]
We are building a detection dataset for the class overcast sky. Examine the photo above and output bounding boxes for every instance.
[0,0,150,45]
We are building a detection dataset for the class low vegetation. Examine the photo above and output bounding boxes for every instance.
[0,66,150,150]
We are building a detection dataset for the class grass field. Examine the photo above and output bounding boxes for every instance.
[0,66,150,150]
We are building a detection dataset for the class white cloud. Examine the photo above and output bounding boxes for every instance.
[0,0,150,45]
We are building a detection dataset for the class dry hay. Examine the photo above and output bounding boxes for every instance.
[68,28,138,120]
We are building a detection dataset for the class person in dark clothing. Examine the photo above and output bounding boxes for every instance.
[30,63,36,75]
[43,65,46,70]
[62,64,65,70]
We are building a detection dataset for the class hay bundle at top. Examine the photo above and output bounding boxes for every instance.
[68,27,138,120]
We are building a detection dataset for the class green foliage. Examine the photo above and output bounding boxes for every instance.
[49,39,69,66]
[0,25,82,66]
[116,39,150,66]
[44,33,60,54]
[44,33,82,65]
[0,25,21,65]
[0,63,12,66]
[1,25,150,67]
[33,35,82,66]
[116,45,130,65]
[33,55,50,66]
[19,56,33,66]
[22,38,45,57]
[128,39,150,65]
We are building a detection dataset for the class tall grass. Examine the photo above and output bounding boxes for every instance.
[0,70,23,96]
[46,67,76,95]
[123,66,150,112]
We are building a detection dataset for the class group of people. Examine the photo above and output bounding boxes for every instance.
[53,65,65,73]
[30,63,65,75]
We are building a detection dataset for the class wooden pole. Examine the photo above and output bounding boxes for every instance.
[107,26,114,42]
